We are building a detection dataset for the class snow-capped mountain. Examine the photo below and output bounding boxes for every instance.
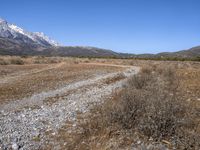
[0,18,59,47]
[0,17,120,57]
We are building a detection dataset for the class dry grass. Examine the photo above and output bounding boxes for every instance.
[0,63,122,105]
[1,56,200,149]
[0,56,82,65]
[10,57,25,65]
[51,62,200,150]
[0,56,25,65]
[102,73,126,85]
[0,58,9,65]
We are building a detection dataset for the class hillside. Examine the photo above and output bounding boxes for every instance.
[156,46,200,58]
[0,18,200,58]
[0,38,119,57]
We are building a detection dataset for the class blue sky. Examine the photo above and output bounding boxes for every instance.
[1,0,200,54]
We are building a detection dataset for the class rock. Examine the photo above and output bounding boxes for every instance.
[12,143,19,150]
[186,98,191,102]
[140,144,148,150]
[51,132,56,136]
[149,137,153,141]
[33,131,40,138]
[146,144,154,149]
[157,144,168,150]
[64,142,67,146]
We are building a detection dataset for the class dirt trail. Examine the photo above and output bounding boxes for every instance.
[0,63,139,150]
[0,62,65,84]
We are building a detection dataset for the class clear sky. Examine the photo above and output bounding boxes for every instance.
[1,0,200,54]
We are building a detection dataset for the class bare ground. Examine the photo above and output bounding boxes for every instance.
[0,62,139,150]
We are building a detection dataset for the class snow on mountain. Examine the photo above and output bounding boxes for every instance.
[0,18,59,47]
[9,24,36,41]
[34,32,59,46]
[0,18,6,23]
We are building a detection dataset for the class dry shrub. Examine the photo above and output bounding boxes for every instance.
[58,106,113,150]
[112,67,199,148]
[10,57,25,65]
[73,60,79,64]
[129,61,135,66]
[128,72,153,89]
[74,65,200,149]
[84,60,90,63]
[46,57,62,63]
[103,73,126,84]
[140,65,152,74]
[0,56,28,65]
[33,56,62,64]
[33,60,44,64]
[0,58,9,65]
[33,56,44,64]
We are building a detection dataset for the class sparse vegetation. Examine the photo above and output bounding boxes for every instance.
[0,56,25,65]
[0,58,9,65]
[33,56,62,64]
[60,64,200,149]
[0,57,199,149]
[135,56,200,62]
[0,55,199,66]
[10,57,25,65]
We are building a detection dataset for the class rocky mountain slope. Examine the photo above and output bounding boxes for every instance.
[0,18,119,57]
[0,38,119,57]
[0,18,200,58]
[0,18,59,47]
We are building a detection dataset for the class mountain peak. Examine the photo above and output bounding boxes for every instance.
[0,17,60,47]
[0,18,7,24]
[35,32,45,36]
[34,32,60,46]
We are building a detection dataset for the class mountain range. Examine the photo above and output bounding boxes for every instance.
[0,18,199,58]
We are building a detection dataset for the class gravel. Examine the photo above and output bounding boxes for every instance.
[0,66,139,150]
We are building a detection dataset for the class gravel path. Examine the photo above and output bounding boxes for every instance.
[0,65,139,150]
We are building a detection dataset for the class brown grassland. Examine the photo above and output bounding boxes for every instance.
[0,56,123,105]
[45,59,200,150]
[0,56,200,149]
